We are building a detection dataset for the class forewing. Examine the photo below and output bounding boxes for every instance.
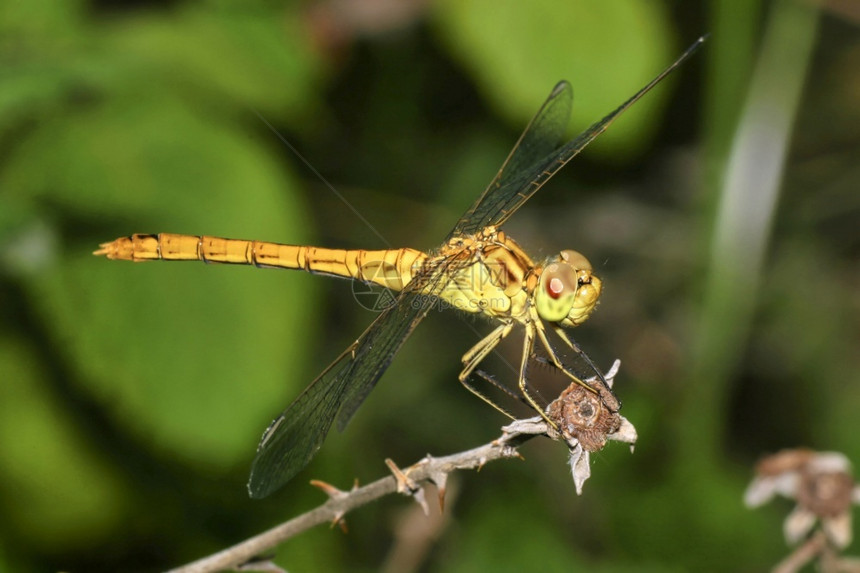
[451,81,572,237]
[452,37,705,236]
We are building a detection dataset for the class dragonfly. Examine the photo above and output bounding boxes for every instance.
[95,38,704,498]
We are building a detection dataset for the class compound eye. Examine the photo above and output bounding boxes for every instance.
[543,263,576,300]
[560,250,592,272]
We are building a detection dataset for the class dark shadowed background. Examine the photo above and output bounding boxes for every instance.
[1,0,859,571]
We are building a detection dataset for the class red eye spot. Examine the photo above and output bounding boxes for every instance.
[547,277,564,299]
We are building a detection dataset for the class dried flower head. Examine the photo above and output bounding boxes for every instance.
[546,374,623,452]
[745,449,860,550]
[542,360,637,493]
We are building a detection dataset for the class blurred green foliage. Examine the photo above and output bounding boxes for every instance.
[1,0,859,571]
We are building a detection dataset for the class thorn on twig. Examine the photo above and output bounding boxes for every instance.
[385,459,419,494]
[385,458,429,514]
[310,479,348,500]
[425,463,449,513]
[331,513,348,533]
[310,479,351,531]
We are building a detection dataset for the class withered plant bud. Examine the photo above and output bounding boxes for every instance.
[546,382,622,452]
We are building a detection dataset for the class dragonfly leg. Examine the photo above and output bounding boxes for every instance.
[473,369,526,403]
[461,322,513,368]
[530,312,619,411]
[551,325,619,411]
[527,309,603,393]
[531,318,594,390]
[517,322,559,429]
[458,322,516,419]
[461,371,517,420]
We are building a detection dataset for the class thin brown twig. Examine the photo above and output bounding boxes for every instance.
[773,530,829,573]
[168,361,634,572]
[166,421,544,573]
[772,530,860,573]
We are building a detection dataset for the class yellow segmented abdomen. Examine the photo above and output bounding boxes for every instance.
[94,233,427,291]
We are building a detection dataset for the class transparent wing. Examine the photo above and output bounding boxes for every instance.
[450,80,572,238]
[247,270,444,499]
[451,36,705,237]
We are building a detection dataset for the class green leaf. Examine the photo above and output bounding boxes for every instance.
[433,0,676,157]
[0,0,85,38]
[6,95,319,469]
[103,6,323,116]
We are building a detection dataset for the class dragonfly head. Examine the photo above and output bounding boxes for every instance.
[535,250,602,327]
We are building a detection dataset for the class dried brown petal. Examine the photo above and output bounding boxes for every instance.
[755,448,816,478]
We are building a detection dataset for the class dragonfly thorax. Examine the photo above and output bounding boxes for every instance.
[534,250,601,328]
